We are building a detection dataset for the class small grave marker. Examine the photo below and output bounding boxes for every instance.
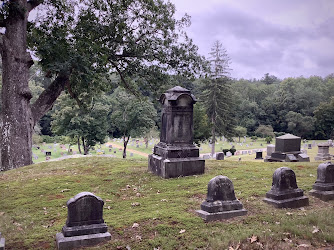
[309,162,334,201]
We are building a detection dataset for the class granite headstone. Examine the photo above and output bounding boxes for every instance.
[309,162,334,201]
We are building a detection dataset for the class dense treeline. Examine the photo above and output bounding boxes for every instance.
[231,74,334,139]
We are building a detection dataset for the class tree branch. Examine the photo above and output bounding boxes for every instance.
[27,0,44,12]
[31,70,70,123]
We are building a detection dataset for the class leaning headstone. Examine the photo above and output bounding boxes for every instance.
[309,162,334,201]
[255,151,263,160]
[0,232,5,250]
[56,192,111,249]
[216,152,224,160]
[315,143,331,161]
[196,175,247,222]
[263,167,309,208]
[148,86,204,178]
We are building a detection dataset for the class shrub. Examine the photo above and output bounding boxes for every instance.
[230,148,236,155]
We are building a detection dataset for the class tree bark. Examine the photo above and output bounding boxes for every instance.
[0,1,68,171]
[211,117,216,156]
[77,137,82,154]
[0,1,34,171]
[82,137,89,155]
[123,135,129,158]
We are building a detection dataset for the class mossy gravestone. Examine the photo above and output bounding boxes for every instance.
[148,86,205,178]
[196,176,247,222]
[309,162,334,201]
[263,167,309,208]
[56,192,111,249]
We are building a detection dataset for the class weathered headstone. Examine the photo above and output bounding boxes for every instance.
[255,151,263,160]
[56,192,111,249]
[196,176,247,222]
[216,152,224,160]
[267,134,309,162]
[309,162,334,201]
[314,143,331,161]
[0,232,5,250]
[263,167,309,208]
[148,86,205,178]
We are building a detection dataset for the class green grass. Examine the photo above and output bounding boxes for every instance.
[0,158,333,249]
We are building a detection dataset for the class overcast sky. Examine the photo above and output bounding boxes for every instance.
[170,0,334,80]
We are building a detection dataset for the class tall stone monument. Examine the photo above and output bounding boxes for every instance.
[148,86,205,178]
[309,162,334,201]
[196,175,247,221]
[263,167,309,208]
[56,192,111,249]
[266,134,310,162]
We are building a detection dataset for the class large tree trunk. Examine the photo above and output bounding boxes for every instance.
[211,117,216,156]
[0,1,69,171]
[0,1,34,170]
[123,135,129,159]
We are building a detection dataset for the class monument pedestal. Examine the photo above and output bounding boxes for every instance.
[263,189,309,208]
[149,143,204,178]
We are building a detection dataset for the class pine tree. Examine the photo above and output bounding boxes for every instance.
[199,41,236,155]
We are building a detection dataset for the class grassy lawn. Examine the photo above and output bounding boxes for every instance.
[0,157,333,249]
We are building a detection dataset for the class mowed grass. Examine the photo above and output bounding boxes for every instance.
[0,158,333,249]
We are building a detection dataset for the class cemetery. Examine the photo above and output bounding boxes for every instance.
[0,0,333,249]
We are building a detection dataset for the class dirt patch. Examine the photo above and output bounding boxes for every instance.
[47,194,65,200]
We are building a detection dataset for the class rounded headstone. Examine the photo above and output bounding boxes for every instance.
[206,175,236,202]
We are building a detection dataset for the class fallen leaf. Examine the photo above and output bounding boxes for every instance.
[161,199,167,202]
[107,206,111,210]
[131,202,140,207]
[136,193,141,197]
[179,229,186,234]
[60,189,70,193]
[297,243,311,248]
[0,212,5,216]
[135,235,142,241]
[132,223,139,228]
[275,221,280,225]
[249,235,258,243]
[106,199,111,202]
[286,212,293,216]
[312,226,319,234]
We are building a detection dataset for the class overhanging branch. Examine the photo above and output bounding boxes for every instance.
[28,0,44,12]
[31,70,69,123]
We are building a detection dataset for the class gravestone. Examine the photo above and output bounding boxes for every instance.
[148,86,205,178]
[263,167,309,208]
[226,152,232,157]
[308,144,312,149]
[266,134,309,162]
[314,143,331,161]
[328,139,333,147]
[203,154,210,160]
[0,232,5,250]
[309,162,334,201]
[255,151,263,160]
[216,152,224,160]
[56,192,111,249]
[196,176,247,222]
[130,153,134,157]
[45,151,51,156]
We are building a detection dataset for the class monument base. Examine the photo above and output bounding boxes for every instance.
[62,223,108,237]
[263,196,309,208]
[56,232,111,250]
[309,183,334,201]
[148,154,204,178]
[196,209,247,222]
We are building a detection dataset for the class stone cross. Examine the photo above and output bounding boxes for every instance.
[196,175,247,221]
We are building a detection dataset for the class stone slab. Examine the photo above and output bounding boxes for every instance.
[309,189,334,201]
[0,236,4,250]
[62,223,108,237]
[56,232,111,250]
[263,196,309,209]
[196,209,247,222]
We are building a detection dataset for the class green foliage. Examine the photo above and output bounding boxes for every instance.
[265,136,273,144]
[285,111,315,138]
[255,125,275,138]
[314,97,334,139]
[234,126,247,142]
[229,148,236,155]
[51,94,110,154]
[193,103,211,145]
[29,0,205,99]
